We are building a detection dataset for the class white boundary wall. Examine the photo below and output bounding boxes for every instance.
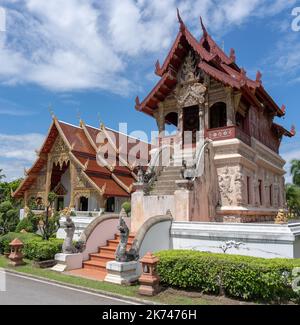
[171,222,300,259]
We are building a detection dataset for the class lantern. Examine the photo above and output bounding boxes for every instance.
[138,252,160,296]
[8,238,25,266]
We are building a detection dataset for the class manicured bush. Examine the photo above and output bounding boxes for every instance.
[0,232,63,261]
[23,238,63,261]
[121,201,131,217]
[15,211,40,233]
[156,250,300,303]
[0,232,37,254]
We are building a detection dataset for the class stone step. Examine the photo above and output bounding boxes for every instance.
[83,260,107,271]
[89,253,115,263]
[150,191,175,196]
[107,239,134,246]
[156,177,180,183]
[99,245,117,254]
[115,234,135,241]
[154,180,177,185]
[154,186,177,191]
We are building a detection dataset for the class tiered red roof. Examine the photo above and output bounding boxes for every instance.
[13,118,150,199]
[136,10,294,139]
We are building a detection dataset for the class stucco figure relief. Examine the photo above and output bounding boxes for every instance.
[234,168,245,206]
[176,51,207,108]
[218,167,233,206]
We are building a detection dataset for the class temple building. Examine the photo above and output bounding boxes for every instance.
[13,117,149,215]
[11,13,300,268]
[132,12,295,229]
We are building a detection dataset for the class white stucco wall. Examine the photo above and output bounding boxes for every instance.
[171,222,300,259]
[139,221,172,259]
[89,193,100,211]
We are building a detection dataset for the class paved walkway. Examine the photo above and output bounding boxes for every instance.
[0,271,137,305]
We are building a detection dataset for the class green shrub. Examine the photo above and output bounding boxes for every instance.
[15,211,39,233]
[121,201,131,217]
[0,201,19,234]
[23,238,63,261]
[0,201,13,213]
[0,232,63,261]
[156,250,300,303]
[0,232,37,254]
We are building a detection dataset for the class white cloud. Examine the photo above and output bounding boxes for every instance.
[0,132,44,181]
[0,98,34,116]
[0,0,296,94]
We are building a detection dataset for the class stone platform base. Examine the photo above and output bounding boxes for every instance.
[104,261,139,285]
[51,253,83,272]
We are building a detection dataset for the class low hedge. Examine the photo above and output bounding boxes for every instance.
[0,232,63,261]
[0,232,37,254]
[23,238,63,261]
[156,250,300,303]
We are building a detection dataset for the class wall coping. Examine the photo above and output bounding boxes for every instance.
[132,215,173,253]
[79,213,119,243]
[171,221,300,244]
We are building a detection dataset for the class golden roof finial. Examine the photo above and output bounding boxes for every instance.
[97,112,105,130]
[76,109,83,127]
[48,104,55,119]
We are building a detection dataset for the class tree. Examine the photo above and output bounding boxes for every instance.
[0,169,5,182]
[0,200,19,235]
[0,178,22,205]
[39,192,60,240]
[286,184,300,218]
[291,160,300,187]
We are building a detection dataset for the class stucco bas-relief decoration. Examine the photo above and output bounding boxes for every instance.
[74,189,92,199]
[50,137,70,169]
[176,51,207,108]
[218,167,234,206]
[234,167,245,206]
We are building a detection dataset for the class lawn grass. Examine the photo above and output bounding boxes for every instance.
[0,255,219,305]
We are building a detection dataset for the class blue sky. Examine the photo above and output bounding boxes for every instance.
[0,0,299,181]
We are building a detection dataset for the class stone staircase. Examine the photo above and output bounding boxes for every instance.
[82,233,135,276]
[150,166,182,195]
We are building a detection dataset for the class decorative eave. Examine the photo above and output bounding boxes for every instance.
[198,61,241,88]
[273,123,296,138]
[155,11,213,78]
[257,86,285,117]
[135,70,177,114]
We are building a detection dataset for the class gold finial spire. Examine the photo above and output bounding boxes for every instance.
[98,112,105,130]
[48,104,55,119]
[76,109,83,127]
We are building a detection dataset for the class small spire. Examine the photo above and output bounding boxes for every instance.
[240,68,247,86]
[256,70,262,84]
[229,48,236,62]
[135,96,141,110]
[76,109,81,125]
[291,125,296,136]
[48,104,55,119]
[177,8,185,32]
[155,60,161,75]
[97,112,104,129]
[281,104,286,115]
[200,16,208,38]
